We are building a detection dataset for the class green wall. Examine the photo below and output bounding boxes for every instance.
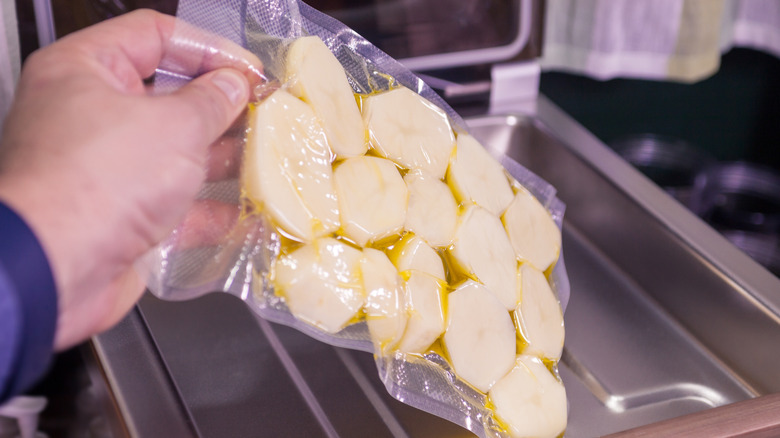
[540,48,780,172]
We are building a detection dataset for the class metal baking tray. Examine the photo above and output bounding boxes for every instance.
[88,96,780,437]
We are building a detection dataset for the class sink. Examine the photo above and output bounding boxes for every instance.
[87,96,780,437]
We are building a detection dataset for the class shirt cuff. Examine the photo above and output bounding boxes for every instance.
[0,202,58,401]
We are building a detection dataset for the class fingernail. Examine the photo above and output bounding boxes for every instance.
[211,70,247,106]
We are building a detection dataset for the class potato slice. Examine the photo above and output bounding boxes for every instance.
[447,134,514,216]
[334,156,408,246]
[403,172,458,247]
[515,264,565,360]
[274,238,364,333]
[243,90,339,242]
[362,248,407,353]
[397,271,446,354]
[387,234,446,281]
[502,189,561,272]
[285,36,367,158]
[363,87,455,179]
[444,281,516,392]
[489,355,567,438]
[450,205,518,310]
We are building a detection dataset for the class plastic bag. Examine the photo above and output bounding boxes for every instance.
[146,1,570,437]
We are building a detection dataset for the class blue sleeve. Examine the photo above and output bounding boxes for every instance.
[0,202,58,404]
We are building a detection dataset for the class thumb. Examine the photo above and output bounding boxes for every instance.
[160,68,250,147]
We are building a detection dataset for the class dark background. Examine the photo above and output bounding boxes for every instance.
[540,48,780,172]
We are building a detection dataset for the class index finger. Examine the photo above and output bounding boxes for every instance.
[55,9,264,91]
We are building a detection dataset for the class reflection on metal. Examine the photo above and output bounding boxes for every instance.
[563,348,727,414]
[257,316,340,438]
[399,0,532,70]
[32,0,56,46]
[335,348,409,438]
[610,134,715,206]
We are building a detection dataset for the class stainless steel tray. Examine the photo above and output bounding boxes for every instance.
[89,97,780,437]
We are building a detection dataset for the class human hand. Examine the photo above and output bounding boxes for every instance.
[0,9,264,350]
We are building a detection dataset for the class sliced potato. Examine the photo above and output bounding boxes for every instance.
[502,188,561,272]
[362,248,407,353]
[273,238,364,333]
[489,355,567,438]
[363,87,455,179]
[387,234,446,281]
[450,205,519,310]
[515,264,565,360]
[397,271,446,354]
[243,90,339,241]
[334,156,408,246]
[444,281,516,392]
[403,172,458,247]
[285,36,367,158]
[447,134,514,216]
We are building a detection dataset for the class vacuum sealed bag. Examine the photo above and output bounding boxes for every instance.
[147,1,570,437]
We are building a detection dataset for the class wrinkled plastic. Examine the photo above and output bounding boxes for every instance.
[146,1,570,437]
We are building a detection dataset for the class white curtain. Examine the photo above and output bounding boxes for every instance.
[541,0,780,82]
